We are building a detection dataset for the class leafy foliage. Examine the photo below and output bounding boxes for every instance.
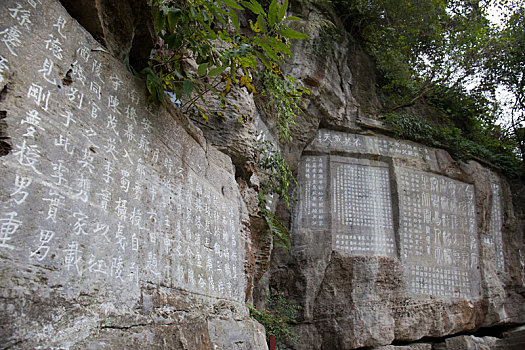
[485,3,525,169]
[323,0,524,174]
[248,294,301,347]
[257,140,297,250]
[328,0,495,106]
[143,0,308,122]
[259,69,310,141]
[385,112,521,177]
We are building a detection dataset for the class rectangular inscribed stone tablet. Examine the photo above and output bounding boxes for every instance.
[311,129,433,162]
[396,167,481,299]
[331,158,396,257]
[489,182,505,270]
[297,155,328,229]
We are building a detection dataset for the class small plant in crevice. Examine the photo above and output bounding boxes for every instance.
[248,294,301,348]
[258,69,310,141]
[257,139,297,250]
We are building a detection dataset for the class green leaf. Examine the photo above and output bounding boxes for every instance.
[260,37,291,56]
[154,10,166,32]
[208,65,227,76]
[166,33,182,49]
[284,16,302,21]
[183,79,193,97]
[250,0,265,15]
[278,0,288,22]
[257,14,267,33]
[255,50,271,69]
[241,0,262,14]
[277,27,309,40]
[167,8,181,32]
[220,0,243,10]
[198,63,208,77]
[229,8,239,33]
[259,43,279,61]
[268,0,278,27]
[189,6,197,19]
[193,85,207,105]
[200,20,218,39]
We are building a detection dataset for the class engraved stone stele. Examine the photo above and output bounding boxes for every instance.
[396,168,481,299]
[287,128,511,347]
[0,1,265,348]
[294,129,483,299]
[331,157,395,257]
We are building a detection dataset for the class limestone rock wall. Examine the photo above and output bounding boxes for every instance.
[0,1,265,349]
[271,129,524,349]
[262,2,525,349]
[1,0,524,349]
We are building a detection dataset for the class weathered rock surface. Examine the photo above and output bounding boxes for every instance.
[1,0,524,349]
[268,130,525,348]
[0,0,265,348]
[60,0,155,70]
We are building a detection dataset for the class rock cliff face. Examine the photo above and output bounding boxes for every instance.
[0,1,524,350]
[263,3,525,350]
[270,130,525,349]
[0,1,265,348]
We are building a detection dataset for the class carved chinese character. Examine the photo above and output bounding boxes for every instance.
[53,16,67,38]
[0,26,22,56]
[51,160,69,186]
[114,222,126,250]
[27,83,50,110]
[138,134,150,153]
[93,222,111,242]
[64,241,83,274]
[105,138,118,160]
[111,256,124,281]
[91,59,102,80]
[77,45,90,63]
[30,229,55,261]
[44,34,63,60]
[9,4,32,30]
[13,139,41,174]
[108,95,121,114]
[71,60,86,85]
[0,55,8,83]
[72,211,88,235]
[106,114,119,136]
[59,110,76,128]
[21,109,44,138]
[54,134,74,155]
[124,123,136,142]
[38,58,56,84]
[0,212,21,250]
[10,174,32,205]
[66,87,84,109]
[109,74,122,91]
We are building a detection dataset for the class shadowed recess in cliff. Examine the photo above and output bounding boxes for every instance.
[59,0,154,70]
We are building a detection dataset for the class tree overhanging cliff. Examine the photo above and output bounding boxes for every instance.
[320,0,525,177]
[141,0,524,178]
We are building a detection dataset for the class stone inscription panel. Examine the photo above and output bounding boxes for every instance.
[297,155,328,229]
[486,181,505,270]
[310,129,433,163]
[0,0,244,302]
[331,158,395,257]
[397,167,480,299]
